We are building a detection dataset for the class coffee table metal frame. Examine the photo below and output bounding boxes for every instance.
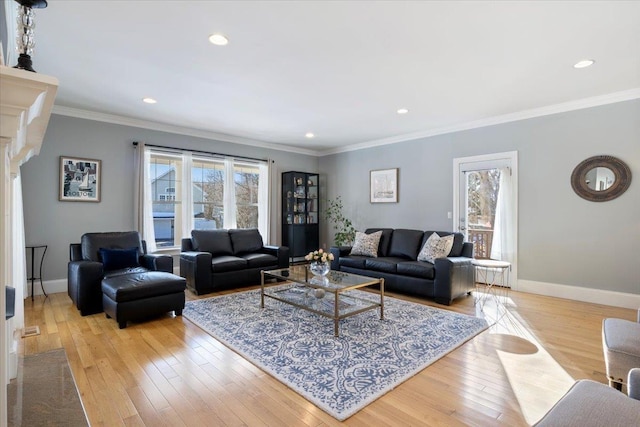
[261,265,384,337]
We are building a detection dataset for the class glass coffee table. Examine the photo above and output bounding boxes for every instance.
[261,265,384,337]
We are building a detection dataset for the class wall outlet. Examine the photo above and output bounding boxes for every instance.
[447,211,452,219]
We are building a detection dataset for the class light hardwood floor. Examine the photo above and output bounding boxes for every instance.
[20,286,635,427]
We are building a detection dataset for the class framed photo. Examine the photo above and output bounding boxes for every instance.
[370,168,398,203]
[59,156,101,202]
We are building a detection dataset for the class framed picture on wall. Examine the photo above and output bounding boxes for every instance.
[370,168,398,203]
[59,156,102,202]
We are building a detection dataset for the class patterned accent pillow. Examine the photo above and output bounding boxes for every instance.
[349,231,382,257]
[417,233,454,263]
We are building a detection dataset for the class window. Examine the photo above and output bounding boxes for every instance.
[143,147,269,249]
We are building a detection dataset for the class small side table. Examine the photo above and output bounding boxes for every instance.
[26,245,48,301]
[472,259,510,312]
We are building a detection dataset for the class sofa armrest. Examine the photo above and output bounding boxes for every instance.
[461,242,474,258]
[629,368,640,401]
[69,243,82,261]
[140,253,173,273]
[262,245,290,268]
[433,257,474,305]
[180,251,212,295]
[330,246,352,270]
[68,260,104,315]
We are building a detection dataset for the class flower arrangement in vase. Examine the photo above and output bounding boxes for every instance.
[305,248,334,276]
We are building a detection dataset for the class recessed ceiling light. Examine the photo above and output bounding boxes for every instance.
[305,132,315,138]
[209,33,229,46]
[142,97,157,104]
[397,108,409,114]
[574,59,595,69]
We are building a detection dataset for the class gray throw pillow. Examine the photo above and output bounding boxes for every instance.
[417,232,454,263]
[350,231,382,257]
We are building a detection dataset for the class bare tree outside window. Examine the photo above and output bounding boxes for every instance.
[235,166,259,228]
[467,169,501,258]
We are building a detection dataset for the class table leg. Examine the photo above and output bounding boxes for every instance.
[260,271,265,308]
[39,246,48,298]
[380,278,385,320]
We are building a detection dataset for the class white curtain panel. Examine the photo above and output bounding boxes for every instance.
[490,166,515,283]
[258,160,271,240]
[223,157,237,229]
[133,143,157,253]
[180,151,194,241]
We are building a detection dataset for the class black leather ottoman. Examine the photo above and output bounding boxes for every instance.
[101,271,186,329]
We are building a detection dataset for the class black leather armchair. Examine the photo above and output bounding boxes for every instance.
[180,228,289,295]
[68,231,173,315]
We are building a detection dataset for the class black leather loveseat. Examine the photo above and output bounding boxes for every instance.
[330,228,474,305]
[180,228,290,295]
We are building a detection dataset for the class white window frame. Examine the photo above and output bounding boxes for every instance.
[144,147,269,250]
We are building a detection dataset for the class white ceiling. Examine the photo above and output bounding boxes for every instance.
[14,1,640,154]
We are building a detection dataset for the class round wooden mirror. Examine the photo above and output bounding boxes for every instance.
[571,155,631,202]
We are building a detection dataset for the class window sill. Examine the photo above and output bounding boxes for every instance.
[151,247,180,256]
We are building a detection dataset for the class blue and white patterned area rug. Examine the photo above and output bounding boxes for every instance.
[183,286,487,421]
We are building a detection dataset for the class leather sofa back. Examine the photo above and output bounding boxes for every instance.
[362,228,467,260]
[81,231,143,262]
[190,229,265,255]
[388,229,424,259]
[191,229,233,255]
[229,229,264,254]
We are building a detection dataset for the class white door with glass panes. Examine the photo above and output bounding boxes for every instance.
[453,151,517,288]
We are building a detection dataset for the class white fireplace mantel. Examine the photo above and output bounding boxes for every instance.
[0,65,59,171]
[0,64,58,427]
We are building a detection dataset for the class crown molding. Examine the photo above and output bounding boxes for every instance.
[319,88,640,156]
[51,105,320,157]
[53,88,640,158]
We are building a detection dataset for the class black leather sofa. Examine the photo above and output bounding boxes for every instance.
[330,228,474,305]
[68,232,186,328]
[180,228,290,295]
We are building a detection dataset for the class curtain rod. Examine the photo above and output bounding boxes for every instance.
[132,141,272,163]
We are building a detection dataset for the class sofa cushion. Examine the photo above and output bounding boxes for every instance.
[350,231,382,257]
[210,255,247,273]
[241,253,278,268]
[397,261,435,280]
[365,257,403,273]
[424,231,464,257]
[101,271,186,302]
[230,228,264,254]
[191,230,234,255]
[339,256,368,269]
[417,233,455,263]
[388,229,424,259]
[82,231,143,262]
[99,247,140,271]
[364,228,394,256]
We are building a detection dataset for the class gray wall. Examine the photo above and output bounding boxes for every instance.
[319,99,640,295]
[21,115,318,280]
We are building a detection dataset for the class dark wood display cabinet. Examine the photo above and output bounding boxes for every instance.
[282,171,319,262]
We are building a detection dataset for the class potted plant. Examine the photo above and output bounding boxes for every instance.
[324,196,356,247]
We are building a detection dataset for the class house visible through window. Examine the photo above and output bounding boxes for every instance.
[146,148,268,248]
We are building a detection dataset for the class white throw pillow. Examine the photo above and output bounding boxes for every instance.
[350,231,382,257]
[417,233,454,263]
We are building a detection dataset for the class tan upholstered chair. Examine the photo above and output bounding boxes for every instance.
[602,309,640,390]
[534,369,640,426]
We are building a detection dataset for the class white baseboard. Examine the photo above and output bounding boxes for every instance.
[518,280,640,309]
[29,279,67,297]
